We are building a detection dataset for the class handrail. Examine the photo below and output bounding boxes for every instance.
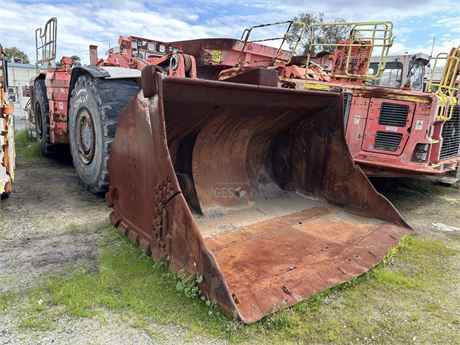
[35,17,57,67]
[239,20,306,66]
[427,46,460,121]
[304,21,394,81]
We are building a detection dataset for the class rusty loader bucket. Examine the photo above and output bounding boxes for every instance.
[107,67,410,323]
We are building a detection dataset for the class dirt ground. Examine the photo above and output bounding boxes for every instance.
[0,154,106,293]
[0,147,459,344]
[0,151,224,345]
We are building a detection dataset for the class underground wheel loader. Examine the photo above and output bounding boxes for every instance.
[280,22,460,179]
[29,18,410,322]
[107,65,411,323]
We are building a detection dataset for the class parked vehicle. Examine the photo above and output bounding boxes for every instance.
[27,18,410,323]
[280,22,460,179]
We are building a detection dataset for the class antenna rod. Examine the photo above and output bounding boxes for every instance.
[429,36,436,59]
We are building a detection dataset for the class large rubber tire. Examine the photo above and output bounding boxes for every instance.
[33,79,53,155]
[68,75,139,193]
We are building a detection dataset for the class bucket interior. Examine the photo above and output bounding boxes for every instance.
[163,80,342,237]
[160,80,406,323]
[109,77,409,323]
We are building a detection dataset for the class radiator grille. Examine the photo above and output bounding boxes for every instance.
[343,93,352,128]
[374,131,403,152]
[440,105,460,160]
[378,102,409,127]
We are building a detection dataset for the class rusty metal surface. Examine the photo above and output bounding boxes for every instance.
[171,38,291,67]
[0,46,15,196]
[331,40,372,82]
[206,207,405,322]
[0,97,15,195]
[44,67,72,144]
[107,70,410,323]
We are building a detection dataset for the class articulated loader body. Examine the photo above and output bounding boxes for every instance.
[0,44,15,198]
[344,48,460,178]
[29,18,410,322]
[280,22,460,179]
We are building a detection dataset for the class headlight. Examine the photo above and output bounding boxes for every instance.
[412,143,429,162]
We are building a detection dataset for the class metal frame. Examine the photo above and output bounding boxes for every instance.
[304,21,394,80]
[35,17,57,66]
[427,46,460,121]
[239,20,306,66]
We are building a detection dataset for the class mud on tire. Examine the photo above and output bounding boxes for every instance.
[68,75,139,193]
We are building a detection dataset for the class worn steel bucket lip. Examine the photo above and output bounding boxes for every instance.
[201,202,409,323]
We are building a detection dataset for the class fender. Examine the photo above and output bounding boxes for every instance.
[62,66,141,145]
[68,66,109,96]
[29,72,47,86]
[68,66,141,98]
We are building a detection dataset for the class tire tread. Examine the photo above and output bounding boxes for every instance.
[70,75,139,193]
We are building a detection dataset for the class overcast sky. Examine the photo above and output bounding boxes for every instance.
[0,0,459,64]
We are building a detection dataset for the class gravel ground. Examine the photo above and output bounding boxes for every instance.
[0,153,225,345]
[0,156,106,292]
[0,151,459,345]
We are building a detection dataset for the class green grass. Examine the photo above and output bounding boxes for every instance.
[14,129,41,159]
[45,230,230,331]
[3,230,460,344]
[0,291,15,316]
[374,270,420,288]
[18,315,54,331]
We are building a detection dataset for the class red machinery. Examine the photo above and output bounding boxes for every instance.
[277,22,460,179]
[27,18,410,323]
[28,20,303,192]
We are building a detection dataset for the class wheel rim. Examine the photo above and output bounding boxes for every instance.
[77,108,95,164]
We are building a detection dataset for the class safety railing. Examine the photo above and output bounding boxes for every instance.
[304,21,394,81]
[239,20,306,66]
[427,46,460,121]
[35,17,57,67]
